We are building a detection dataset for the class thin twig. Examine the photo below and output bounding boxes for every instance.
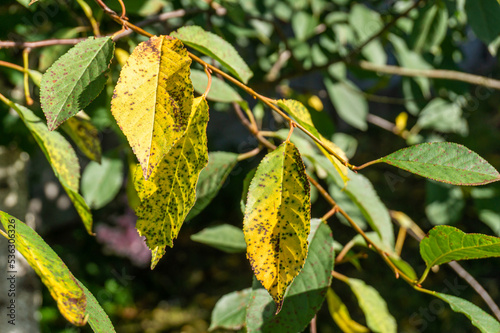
[237,147,262,161]
[0,38,88,49]
[309,315,317,333]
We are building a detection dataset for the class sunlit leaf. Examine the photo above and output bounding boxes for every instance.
[378,142,500,186]
[171,25,253,83]
[61,112,102,163]
[420,225,500,268]
[134,97,209,269]
[40,36,114,130]
[190,69,242,103]
[191,224,246,253]
[0,211,86,325]
[111,36,194,180]
[187,151,238,220]
[209,288,251,331]
[243,141,311,312]
[326,288,369,333]
[246,219,334,331]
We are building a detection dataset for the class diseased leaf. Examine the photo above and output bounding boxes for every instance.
[61,112,102,163]
[0,211,86,326]
[171,25,253,83]
[190,69,242,103]
[81,155,124,210]
[278,99,349,184]
[12,102,93,234]
[41,36,114,130]
[187,151,238,220]
[435,292,500,333]
[420,225,500,268]
[243,141,311,312]
[347,278,397,333]
[191,224,246,253]
[246,219,334,332]
[111,36,194,180]
[77,280,116,332]
[326,288,369,333]
[134,97,209,269]
[378,142,500,186]
[209,288,251,331]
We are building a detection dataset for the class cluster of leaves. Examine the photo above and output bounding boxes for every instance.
[1,0,500,332]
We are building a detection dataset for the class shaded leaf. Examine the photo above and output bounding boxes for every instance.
[292,11,318,41]
[378,142,500,186]
[61,112,102,163]
[417,98,468,136]
[0,211,86,325]
[420,225,500,268]
[171,25,253,83]
[187,151,238,220]
[326,288,369,333]
[209,288,251,331]
[246,219,334,332]
[40,36,114,130]
[134,97,209,269]
[77,280,116,332]
[190,69,242,103]
[81,155,124,210]
[425,180,464,225]
[471,186,500,236]
[409,2,448,53]
[240,167,257,213]
[191,224,246,253]
[347,278,397,333]
[243,141,311,312]
[111,36,193,180]
[465,0,500,51]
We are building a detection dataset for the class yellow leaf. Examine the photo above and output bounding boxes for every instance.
[111,36,194,180]
[395,112,408,133]
[134,97,209,269]
[114,47,130,67]
[61,112,102,163]
[326,288,369,333]
[308,95,323,111]
[243,141,311,312]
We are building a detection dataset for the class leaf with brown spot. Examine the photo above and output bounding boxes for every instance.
[111,36,194,180]
[243,141,311,312]
[134,97,209,269]
[61,112,102,163]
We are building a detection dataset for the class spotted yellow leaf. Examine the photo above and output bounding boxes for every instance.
[134,97,209,269]
[61,112,102,163]
[243,141,311,313]
[278,99,349,185]
[111,36,194,180]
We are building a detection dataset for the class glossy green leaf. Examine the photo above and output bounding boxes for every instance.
[0,211,86,325]
[378,142,500,186]
[77,280,116,332]
[417,98,468,136]
[171,25,253,83]
[11,102,93,234]
[347,278,397,333]
[61,113,102,163]
[191,224,246,253]
[209,288,251,331]
[243,141,311,312]
[40,36,114,130]
[409,2,448,53]
[465,0,500,51]
[190,69,242,103]
[324,78,368,131]
[134,97,209,269]
[246,219,334,332]
[435,292,500,333]
[425,180,465,225]
[187,151,238,220]
[420,225,500,268]
[326,288,369,333]
[81,155,124,210]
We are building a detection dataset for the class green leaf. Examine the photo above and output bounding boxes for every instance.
[434,292,500,333]
[190,69,242,103]
[417,98,468,136]
[240,167,257,214]
[471,185,500,236]
[292,11,318,42]
[77,280,116,332]
[190,224,246,253]
[40,36,114,130]
[326,288,369,333]
[378,142,500,186]
[111,36,194,180]
[209,288,251,331]
[246,219,334,332]
[409,2,448,53]
[425,180,465,225]
[347,278,397,333]
[39,27,81,72]
[0,211,86,326]
[134,97,209,269]
[243,141,311,312]
[187,151,238,220]
[465,0,500,50]
[420,225,500,268]
[324,78,368,131]
[171,25,253,83]
[12,102,93,234]
[81,155,124,210]
[61,113,102,163]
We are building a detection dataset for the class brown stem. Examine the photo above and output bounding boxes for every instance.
[309,315,317,333]
[0,38,87,49]
[367,114,409,139]
[352,159,381,171]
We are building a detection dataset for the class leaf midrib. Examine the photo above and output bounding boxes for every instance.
[425,237,500,267]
